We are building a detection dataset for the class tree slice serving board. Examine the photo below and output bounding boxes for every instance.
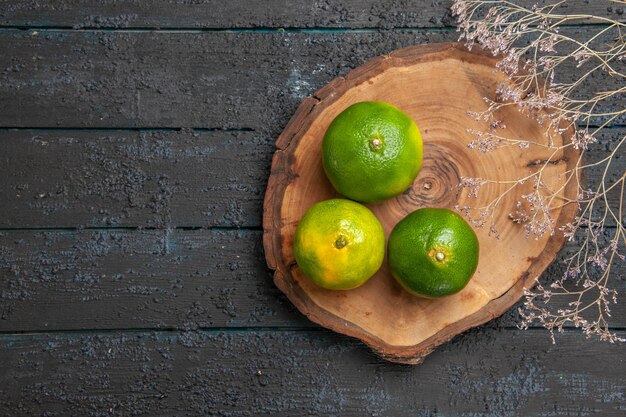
[263,42,579,364]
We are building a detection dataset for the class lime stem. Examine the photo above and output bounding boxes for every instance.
[435,251,445,261]
[369,137,383,152]
[334,235,348,249]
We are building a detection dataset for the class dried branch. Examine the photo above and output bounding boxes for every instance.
[452,0,625,342]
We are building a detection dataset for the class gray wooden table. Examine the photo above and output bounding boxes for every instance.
[0,1,624,415]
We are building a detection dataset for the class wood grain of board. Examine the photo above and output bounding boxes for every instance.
[0,328,623,417]
[0,28,622,132]
[0,0,621,29]
[262,42,620,362]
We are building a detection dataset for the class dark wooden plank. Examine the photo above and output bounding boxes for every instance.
[0,228,623,332]
[0,0,454,29]
[0,229,310,331]
[0,127,621,229]
[0,29,450,132]
[0,0,621,29]
[0,328,623,416]
[0,28,622,132]
[0,129,273,228]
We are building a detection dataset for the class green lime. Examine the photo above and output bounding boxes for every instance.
[322,101,423,203]
[294,198,385,290]
[388,208,479,297]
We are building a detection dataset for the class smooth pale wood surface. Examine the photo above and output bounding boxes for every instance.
[264,43,580,363]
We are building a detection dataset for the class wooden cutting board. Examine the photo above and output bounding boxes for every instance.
[263,42,579,364]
